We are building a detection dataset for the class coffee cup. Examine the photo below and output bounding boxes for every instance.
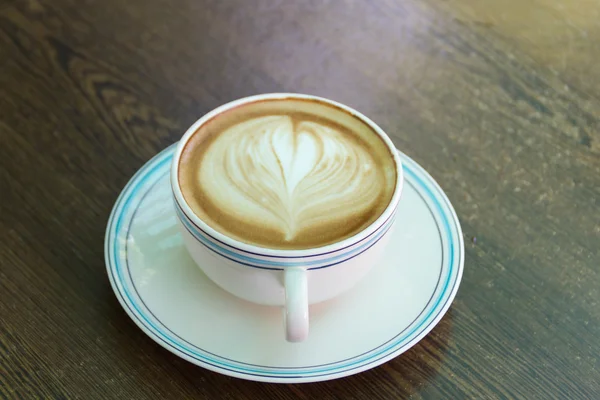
[171,93,403,342]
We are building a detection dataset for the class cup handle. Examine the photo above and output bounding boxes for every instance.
[284,267,309,342]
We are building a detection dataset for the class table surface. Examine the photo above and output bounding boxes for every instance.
[1,0,599,398]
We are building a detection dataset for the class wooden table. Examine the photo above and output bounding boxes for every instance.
[1,0,599,398]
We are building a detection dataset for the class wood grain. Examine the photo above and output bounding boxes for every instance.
[1,0,598,398]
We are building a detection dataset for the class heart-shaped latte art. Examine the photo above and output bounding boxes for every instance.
[198,115,383,242]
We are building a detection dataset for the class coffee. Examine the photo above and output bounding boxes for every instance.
[178,98,397,250]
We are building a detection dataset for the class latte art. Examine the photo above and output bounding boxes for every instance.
[198,116,382,241]
[178,98,397,249]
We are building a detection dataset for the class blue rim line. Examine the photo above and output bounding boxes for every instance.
[172,196,397,259]
[175,203,397,270]
[110,149,455,376]
[107,145,460,378]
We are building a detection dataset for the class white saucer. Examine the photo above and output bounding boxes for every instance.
[105,143,464,383]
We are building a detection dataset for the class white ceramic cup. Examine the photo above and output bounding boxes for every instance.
[171,93,404,342]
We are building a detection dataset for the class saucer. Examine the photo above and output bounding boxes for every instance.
[105,143,464,383]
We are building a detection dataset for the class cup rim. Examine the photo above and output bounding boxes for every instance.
[171,93,404,257]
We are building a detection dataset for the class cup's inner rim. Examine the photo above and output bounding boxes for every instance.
[173,93,403,255]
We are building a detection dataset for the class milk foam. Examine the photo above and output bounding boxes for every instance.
[197,115,383,241]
